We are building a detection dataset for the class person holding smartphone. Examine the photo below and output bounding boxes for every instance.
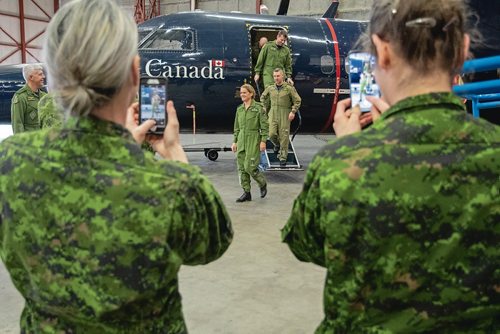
[231,84,269,202]
[282,0,500,332]
[0,1,233,333]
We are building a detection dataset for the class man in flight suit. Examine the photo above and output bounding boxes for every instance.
[11,64,46,133]
[261,68,301,166]
[254,30,293,89]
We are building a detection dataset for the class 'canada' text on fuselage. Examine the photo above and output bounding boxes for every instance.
[145,59,225,80]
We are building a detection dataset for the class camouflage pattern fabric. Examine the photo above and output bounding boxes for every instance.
[0,116,233,333]
[254,41,292,88]
[261,83,301,162]
[233,100,268,192]
[282,93,500,333]
[38,93,63,129]
[11,84,46,133]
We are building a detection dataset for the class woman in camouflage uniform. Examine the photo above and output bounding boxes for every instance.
[283,0,500,332]
[0,0,233,333]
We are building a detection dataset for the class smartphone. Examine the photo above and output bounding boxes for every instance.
[348,52,380,112]
[139,77,167,133]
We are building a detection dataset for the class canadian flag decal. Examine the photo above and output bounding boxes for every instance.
[212,59,225,67]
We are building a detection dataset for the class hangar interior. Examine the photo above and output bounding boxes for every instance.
[0,0,372,65]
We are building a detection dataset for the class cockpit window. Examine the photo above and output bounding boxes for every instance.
[140,29,195,51]
[138,29,153,44]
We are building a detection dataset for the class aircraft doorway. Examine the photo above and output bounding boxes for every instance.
[249,26,288,96]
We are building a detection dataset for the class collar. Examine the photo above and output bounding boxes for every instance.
[380,92,465,121]
[64,115,134,141]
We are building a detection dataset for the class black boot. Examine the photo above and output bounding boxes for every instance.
[260,185,267,198]
[236,192,251,202]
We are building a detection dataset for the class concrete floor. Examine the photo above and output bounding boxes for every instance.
[0,133,334,334]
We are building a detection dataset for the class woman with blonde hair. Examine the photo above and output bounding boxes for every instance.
[231,84,269,202]
[0,0,232,332]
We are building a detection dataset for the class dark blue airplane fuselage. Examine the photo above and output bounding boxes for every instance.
[137,11,365,133]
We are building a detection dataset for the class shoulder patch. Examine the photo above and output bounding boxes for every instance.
[12,95,18,104]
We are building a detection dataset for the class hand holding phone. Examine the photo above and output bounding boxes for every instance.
[348,52,380,112]
[139,77,167,133]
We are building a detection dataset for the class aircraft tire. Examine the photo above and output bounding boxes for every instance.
[206,149,218,161]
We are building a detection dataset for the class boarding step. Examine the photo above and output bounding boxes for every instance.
[263,138,302,171]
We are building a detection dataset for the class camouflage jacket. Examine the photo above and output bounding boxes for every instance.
[0,116,233,333]
[38,93,63,129]
[282,93,500,333]
[11,84,46,133]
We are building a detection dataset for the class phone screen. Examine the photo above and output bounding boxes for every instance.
[139,78,167,132]
[348,52,380,112]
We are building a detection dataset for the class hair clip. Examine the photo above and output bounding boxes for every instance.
[442,17,458,31]
[405,17,437,28]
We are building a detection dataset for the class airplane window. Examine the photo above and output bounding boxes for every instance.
[141,29,194,51]
[138,29,153,44]
[321,55,335,75]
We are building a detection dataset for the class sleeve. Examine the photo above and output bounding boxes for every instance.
[281,156,326,267]
[11,94,26,134]
[290,86,302,113]
[285,47,292,78]
[261,87,270,113]
[233,107,240,143]
[254,44,268,75]
[259,104,269,142]
[167,169,233,265]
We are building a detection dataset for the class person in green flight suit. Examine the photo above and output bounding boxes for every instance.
[282,0,500,333]
[254,30,293,89]
[0,1,233,333]
[11,63,46,133]
[38,93,63,129]
[261,68,301,166]
[231,83,269,202]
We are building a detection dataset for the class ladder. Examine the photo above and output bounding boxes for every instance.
[262,138,303,171]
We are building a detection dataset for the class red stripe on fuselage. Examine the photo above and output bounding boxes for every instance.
[321,18,341,133]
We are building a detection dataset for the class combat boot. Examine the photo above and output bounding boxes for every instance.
[260,185,267,198]
[236,192,251,202]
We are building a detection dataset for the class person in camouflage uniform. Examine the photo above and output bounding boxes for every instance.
[0,1,233,333]
[282,0,500,332]
[254,30,293,88]
[261,68,301,166]
[11,64,46,133]
[38,93,63,128]
[231,84,269,202]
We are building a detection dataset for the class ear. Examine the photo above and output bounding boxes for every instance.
[131,55,140,87]
[371,34,392,70]
[462,33,470,61]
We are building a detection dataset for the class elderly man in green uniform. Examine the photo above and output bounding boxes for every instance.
[11,64,46,133]
[38,93,63,129]
[254,30,293,88]
[261,68,301,166]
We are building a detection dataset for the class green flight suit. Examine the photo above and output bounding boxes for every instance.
[0,116,233,333]
[261,83,301,162]
[38,93,63,129]
[282,93,500,333]
[233,100,268,192]
[11,84,46,133]
[254,41,292,88]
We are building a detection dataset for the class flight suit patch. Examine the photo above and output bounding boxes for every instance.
[29,110,37,120]
[13,95,18,104]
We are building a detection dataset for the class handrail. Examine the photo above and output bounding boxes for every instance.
[453,56,500,118]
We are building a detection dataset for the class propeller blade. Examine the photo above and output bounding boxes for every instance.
[276,0,290,16]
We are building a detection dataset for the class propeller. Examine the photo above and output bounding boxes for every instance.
[322,1,340,18]
[276,0,290,16]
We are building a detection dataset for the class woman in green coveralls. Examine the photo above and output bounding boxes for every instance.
[231,84,269,202]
